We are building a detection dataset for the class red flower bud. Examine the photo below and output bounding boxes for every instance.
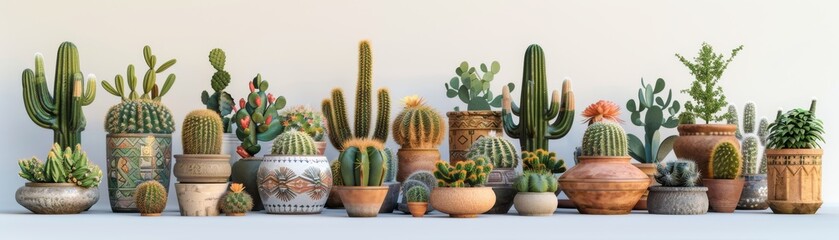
[265,115,273,125]
[236,146,251,158]
[255,97,262,107]
[240,116,251,129]
[249,82,255,93]
[268,93,275,104]
[239,98,246,109]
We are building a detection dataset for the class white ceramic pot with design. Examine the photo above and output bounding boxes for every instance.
[257,155,332,214]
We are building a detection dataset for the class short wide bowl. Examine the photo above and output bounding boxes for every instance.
[513,192,558,216]
[173,154,232,183]
[16,183,99,214]
[647,186,709,215]
[335,186,389,217]
[430,187,496,218]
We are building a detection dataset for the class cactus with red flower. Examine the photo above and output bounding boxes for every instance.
[232,74,286,158]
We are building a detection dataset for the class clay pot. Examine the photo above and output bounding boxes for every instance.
[558,156,650,215]
[175,183,227,216]
[173,154,232,183]
[484,168,517,214]
[221,133,240,165]
[766,149,822,214]
[632,163,657,210]
[379,182,401,213]
[227,212,246,216]
[325,188,344,209]
[396,148,440,182]
[673,124,740,179]
[737,174,769,210]
[231,157,264,211]
[703,178,745,213]
[16,183,100,214]
[446,111,502,164]
[647,186,709,215]
[430,187,496,218]
[513,192,558,216]
[105,133,173,213]
[335,186,389,217]
[314,141,327,156]
[257,155,332,214]
[408,202,428,217]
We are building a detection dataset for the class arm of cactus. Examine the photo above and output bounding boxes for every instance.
[547,88,574,139]
[372,88,390,142]
[321,99,344,150]
[544,90,560,120]
[22,69,57,129]
[656,135,678,163]
[501,87,522,139]
[627,134,646,163]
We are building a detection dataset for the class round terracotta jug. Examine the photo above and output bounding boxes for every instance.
[558,156,650,215]
[673,124,740,179]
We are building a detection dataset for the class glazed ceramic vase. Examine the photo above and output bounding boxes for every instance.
[430,187,496,218]
[673,124,740,179]
[513,192,558,216]
[446,111,502,164]
[765,149,822,214]
[647,186,709,215]
[396,148,440,182]
[485,168,517,214]
[737,174,769,210]
[16,183,99,214]
[379,182,401,213]
[408,202,428,217]
[231,157,264,211]
[632,163,657,210]
[256,155,332,214]
[335,186,389,217]
[559,156,650,215]
[703,178,745,213]
[173,154,232,182]
[105,133,172,212]
[175,183,227,216]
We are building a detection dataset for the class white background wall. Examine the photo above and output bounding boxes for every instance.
[0,0,837,210]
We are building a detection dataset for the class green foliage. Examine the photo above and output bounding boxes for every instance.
[271,130,318,155]
[182,109,223,154]
[105,99,175,134]
[18,143,102,188]
[279,105,327,141]
[521,149,566,174]
[383,148,397,182]
[392,96,445,148]
[433,156,493,187]
[678,112,696,124]
[232,74,287,158]
[338,138,388,186]
[222,183,253,214]
[101,45,177,102]
[709,142,742,179]
[513,171,558,193]
[135,181,167,215]
[655,159,700,187]
[676,42,743,123]
[767,100,824,149]
[466,136,519,169]
[581,121,628,156]
[201,48,235,133]
[406,185,429,202]
[443,61,515,111]
[626,78,680,164]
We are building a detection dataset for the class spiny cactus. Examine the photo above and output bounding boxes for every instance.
[232,74,287,158]
[406,185,430,202]
[338,138,388,186]
[182,109,223,154]
[727,103,769,175]
[330,160,344,186]
[581,121,628,157]
[433,156,493,187]
[522,149,566,174]
[271,130,317,155]
[222,183,254,214]
[709,142,742,179]
[501,44,575,152]
[280,105,327,141]
[392,95,445,149]
[21,42,97,148]
[741,136,759,175]
[514,171,558,193]
[443,61,515,111]
[678,112,696,125]
[322,40,391,151]
[135,181,167,215]
[101,45,177,101]
[201,48,235,133]
[626,78,681,164]
[467,136,519,169]
[383,148,397,182]
[405,171,436,189]
[18,143,102,188]
[655,159,701,187]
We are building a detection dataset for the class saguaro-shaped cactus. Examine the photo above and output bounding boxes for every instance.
[232,74,286,158]
[22,42,97,148]
[626,78,681,164]
[502,44,575,152]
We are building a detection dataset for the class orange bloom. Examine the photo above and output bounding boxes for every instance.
[582,100,622,125]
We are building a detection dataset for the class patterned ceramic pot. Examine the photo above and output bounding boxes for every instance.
[513,192,558,216]
[173,154,232,183]
[485,168,517,214]
[106,133,172,213]
[175,183,227,216]
[647,186,709,215]
[446,111,502,164]
[737,174,769,210]
[257,155,332,214]
[766,149,822,214]
[231,157,264,211]
[396,148,440,182]
[431,187,496,218]
[558,156,650,215]
[16,183,99,214]
[673,124,740,179]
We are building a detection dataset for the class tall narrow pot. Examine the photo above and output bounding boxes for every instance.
[558,156,650,215]
[446,111,502,164]
[105,133,172,213]
[231,157,264,211]
[673,124,740,179]
[257,155,332,214]
[766,149,822,214]
[396,148,440,182]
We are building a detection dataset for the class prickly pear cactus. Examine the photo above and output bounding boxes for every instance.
[626,78,681,164]
[443,61,515,111]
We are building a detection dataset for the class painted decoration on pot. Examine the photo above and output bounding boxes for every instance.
[106,134,173,212]
[447,112,503,163]
[257,131,333,214]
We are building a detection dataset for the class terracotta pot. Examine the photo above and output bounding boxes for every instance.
[446,111,502,164]
[221,133,240,165]
[15,183,100,214]
[737,174,769,210]
[173,154,232,183]
[227,212,246,216]
[106,133,172,213]
[257,155,332,214]
[430,187,496,218]
[335,186,389,217]
[558,156,650,215]
[703,178,745,213]
[407,202,428,217]
[485,186,516,214]
[673,124,740,179]
[175,183,227,216]
[396,148,440,182]
[379,182,401,213]
[314,141,327,156]
[141,213,161,217]
[647,186,709,215]
[513,192,558,216]
[230,157,264,211]
[766,149,822,214]
[325,188,344,209]
[632,163,657,210]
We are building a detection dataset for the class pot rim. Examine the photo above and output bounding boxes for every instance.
[446,110,501,116]
[577,156,632,162]
[24,182,88,188]
[106,133,172,138]
[516,192,556,196]
[174,154,231,159]
[396,147,442,151]
[407,202,429,205]
[263,154,329,158]
[335,186,389,191]
[765,148,823,155]
[677,124,737,135]
[649,186,708,192]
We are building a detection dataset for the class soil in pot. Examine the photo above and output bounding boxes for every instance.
[396,148,440,182]
[231,157,264,211]
[174,154,232,183]
[446,111,502,164]
[408,202,428,217]
[336,186,389,217]
[672,124,740,179]
[647,186,709,215]
[257,155,332,214]
[703,178,745,213]
[559,156,650,215]
[766,149,823,214]
[106,133,173,213]
[430,187,496,218]
[632,163,657,210]
[175,183,228,216]
[737,174,768,210]
[16,183,100,214]
[513,192,558,216]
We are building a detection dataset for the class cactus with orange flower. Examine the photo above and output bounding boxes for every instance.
[232,74,287,158]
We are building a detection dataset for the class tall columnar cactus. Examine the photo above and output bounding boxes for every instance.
[271,130,318,155]
[201,48,235,133]
[392,95,445,149]
[443,61,515,111]
[726,103,769,175]
[383,148,397,182]
[709,141,742,179]
[655,159,700,187]
[514,171,558,193]
[626,78,681,164]
[322,41,391,151]
[232,74,287,158]
[222,183,254,214]
[338,138,388,186]
[22,42,97,148]
[135,181,167,215]
[182,109,223,154]
[466,136,519,169]
[501,44,575,152]
[581,121,629,157]
[433,156,493,187]
[18,143,102,188]
[522,149,566,174]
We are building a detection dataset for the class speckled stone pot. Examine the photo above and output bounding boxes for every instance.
[737,174,769,210]
[175,183,227,216]
[173,154,232,183]
[336,186,389,217]
[647,186,709,215]
[513,192,558,216]
[16,183,99,214]
[431,187,496,218]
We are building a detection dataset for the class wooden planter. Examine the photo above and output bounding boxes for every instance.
[765,148,822,214]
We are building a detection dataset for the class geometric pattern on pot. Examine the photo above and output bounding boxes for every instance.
[257,155,332,214]
[106,134,173,212]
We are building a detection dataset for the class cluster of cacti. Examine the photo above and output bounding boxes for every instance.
[727,103,769,175]
[767,100,824,149]
[678,112,696,124]
[582,100,622,125]
[322,41,391,151]
[433,156,493,187]
[271,130,317,155]
[232,74,287,158]
[330,160,343,186]
[201,48,235,133]
[443,61,515,111]
[21,42,97,148]
[18,143,102,188]
[338,138,388,186]
[501,44,575,152]
[513,171,558,193]
[626,78,681,164]
[406,185,429,202]
[581,121,629,156]
[182,109,223,154]
[135,181,167,215]
[383,148,397,182]
[280,105,327,141]
[522,149,566,174]
[222,183,254,214]
[655,159,700,187]
[392,95,445,148]
[466,136,519,169]
[709,142,743,179]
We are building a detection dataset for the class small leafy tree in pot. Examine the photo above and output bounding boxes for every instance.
[676,43,743,124]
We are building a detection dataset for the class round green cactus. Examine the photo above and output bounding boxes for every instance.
[514,171,558,193]
[221,183,253,214]
[383,148,397,182]
[392,95,445,149]
[678,112,696,125]
[581,121,628,156]
[105,99,175,134]
[135,180,167,215]
[271,130,317,155]
[709,142,742,179]
[655,159,700,187]
[467,136,519,169]
[182,109,223,154]
[406,185,429,202]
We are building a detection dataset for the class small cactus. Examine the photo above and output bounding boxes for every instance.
[271,130,318,155]
[709,142,742,179]
[221,183,254,215]
[513,171,558,193]
[135,181,167,216]
[655,159,700,187]
[521,149,566,174]
[433,156,493,187]
[182,109,223,154]
[392,95,445,149]
[678,112,696,125]
[581,121,628,156]
[338,138,388,186]
[466,136,519,169]
[405,171,436,189]
[406,185,429,202]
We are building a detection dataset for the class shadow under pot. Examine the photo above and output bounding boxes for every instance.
[257,155,332,214]
[484,168,517,214]
[737,174,768,210]
[105,133,173,213]
[765,148,823,214]
[335,186,389,217]
[647,186,709,215]
[445,111,502,164]
[703,178,745,213]
[559,156,650,215]
[16,183,100,214]
[672,124,740,179]
[430,187,496,218]
[231,157,265,211]
[396,148,440,182]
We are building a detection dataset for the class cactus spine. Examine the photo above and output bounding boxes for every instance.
[406,185,429,202]
[232,74,287,158]
[135,181,167,216]
[338,138,388,186]
[182,109,223,154]
[22,42,97,148]
[521,149,566,174]
[201,48,235,133]
[271,131,318,155]
[383,148,397,182]
[709,141,742,179]
[222,183,254,214]
[655,159,700,187]
[514,171,558,193]
[467,136,519,169]
[330,160,344,186]
[501,44,575,152]
[581,121,629,156]
[626,78,681,164]
[727,102,768,175]
[433,156,493,187]
[18,143,103,188]
[392,95,445,149]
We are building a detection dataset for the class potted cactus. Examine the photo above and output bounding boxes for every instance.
[647,159,708,215]
[230,74,286,211]
[431,156,495,218]
[135,181,167,216]
[704,141,745,213]
[221,183,254,216]
[672,43,744,180]
[16,144,102,214]
[765,100,824,214]
[334,138,390,217]
[443,60,515,163]
[513,171,558,216]
[501,44,575,152]
[392,95,445,181]
[559,121,650,214]
[257,131,332,214]
[522,149,567,207]
[280,105,328,155]
[200,48,239,165]
[406,185,429,217]
[466,135,520,214]
[397,171,436,214]
[101,45,176,212]
[727,103,770,210]
[174,109,231,216]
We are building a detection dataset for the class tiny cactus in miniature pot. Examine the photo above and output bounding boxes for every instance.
[271,130,318,155]
[513,171,559,216]
[581,121,628,157]
[407,185,429,202]
[222,183,253,216]
[135,181,167,216]
[182,109,224,155]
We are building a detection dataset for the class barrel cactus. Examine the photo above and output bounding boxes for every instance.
[514,171,558,193]
[581,121,628,156]
[18,143,102,188]
[709,142,742,179]
[271,130,317,155]
[182,109,223,154]
[135,180,167,216]
[521,149,566,174]
[655,159,700,187]
[221,183,254,215]
[466,136,519,169]
[392,95,445,149]
[338,138,388,186]
[433,156,493,187]
[406,185,429,202]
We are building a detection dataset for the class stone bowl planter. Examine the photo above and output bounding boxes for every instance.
[257,155,332,214]
[396,148,440,182]
[647,186,709,215]
[673,124,740,179]
[446,111,502,164]
[430,187,496,218]
[766,148,822,214]
[106,133,172,212]
[336,186,389,217]
[379,182,401,213]
[173,154,232,183]
[559,156,650,215]
[408,202,428,217]
[738,174,768,210]
[16,183,99,214]
[175,183,227,216]
[513,192,557,216]
[231,157,264,211]
[703,178,745,213]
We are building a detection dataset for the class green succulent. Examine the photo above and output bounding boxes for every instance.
[18,143,102,188]
[767,100,824,149]
[406,185,429,202]
[513,171,558,193]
